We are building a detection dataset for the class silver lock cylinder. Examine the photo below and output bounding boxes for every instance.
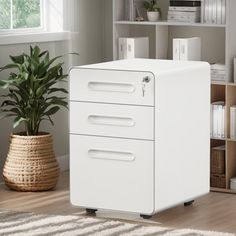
[142,76,151,83]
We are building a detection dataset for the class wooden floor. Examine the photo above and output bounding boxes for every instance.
[0,171,236,234]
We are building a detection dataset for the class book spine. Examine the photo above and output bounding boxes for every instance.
[205,0,209,23]
[125,0,127,20]
[211,75,226,81]
[233,107,236,139]
[180,39,187,60]
[118,38,124,59]
[216,0,222,24]
[132,0,135,20]
[129,0,133,21]
[168,11,200,17]
[126,38,134,59]
[217,105,222,138]
[169,6,201,12]
[230,107,233,139]
[133,0,136,21]
[210,104,213,137]
[168,15,201,23]
[173,39,180,60]
[230,107,236,139]
[127,0,130,21]
[213,104,218,138]
[222,106,225,138]
[201,0,205,23]
[169,1,201,7]
[208,0,213,23]
[212,0,217,24]
[221,0,226,24]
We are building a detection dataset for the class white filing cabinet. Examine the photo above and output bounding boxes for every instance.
[70,59,210,218]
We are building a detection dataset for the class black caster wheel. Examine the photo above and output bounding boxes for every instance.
[86,208,97,214]
[184,200,194,206]
[140,214,152,219]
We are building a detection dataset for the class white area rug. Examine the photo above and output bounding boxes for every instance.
[0,209,235,236]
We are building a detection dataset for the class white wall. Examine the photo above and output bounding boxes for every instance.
[0,0,107,179]
[77,0,104,65]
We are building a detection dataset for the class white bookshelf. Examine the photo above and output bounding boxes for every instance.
[112,0,236,193]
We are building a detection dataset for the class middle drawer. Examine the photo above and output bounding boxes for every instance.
[70,102,154,140]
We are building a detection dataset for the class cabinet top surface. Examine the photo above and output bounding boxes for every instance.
[73,59,209,75]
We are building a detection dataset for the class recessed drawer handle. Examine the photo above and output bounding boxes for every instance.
[88,115,135,127]
[88,82,136,93]
[88,149,135,162]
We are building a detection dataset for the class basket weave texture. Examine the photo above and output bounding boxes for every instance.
[210,174,226,188]
[3,132,60,192]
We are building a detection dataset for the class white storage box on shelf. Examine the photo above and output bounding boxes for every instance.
[69,59,210,218]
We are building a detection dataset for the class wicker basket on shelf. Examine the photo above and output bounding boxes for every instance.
[210,146,225,174]
[3,132,60,192]
[210,174,226,189]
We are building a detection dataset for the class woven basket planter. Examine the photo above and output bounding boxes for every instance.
[3,132,60,192]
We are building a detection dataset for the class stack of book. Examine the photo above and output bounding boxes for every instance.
[211,63,226,81]
[201,0,226,24]
[230,106,236,140]
[168,0,201,23]
[211,101,225,138]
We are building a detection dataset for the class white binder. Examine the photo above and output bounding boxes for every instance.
[173,37,201,61]
[118,37,149,59]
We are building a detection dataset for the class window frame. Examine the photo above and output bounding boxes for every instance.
[0,0,45,34]
[0,0,72,45]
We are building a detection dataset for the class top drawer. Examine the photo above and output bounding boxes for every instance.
[70,68,155,106]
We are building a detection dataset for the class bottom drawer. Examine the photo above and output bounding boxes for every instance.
[70,135,154,214]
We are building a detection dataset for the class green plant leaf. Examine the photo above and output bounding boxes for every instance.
[44,106,60,116]
[13,116,26,129]
[50,99,68,108]
[30,45,34,56]
[1,100,17,107]
[0,64,19,72]
[48,88,68,94]
[10,55,25,64]
[0,80,10,89]
[0,113,16,120]
[144,0,160,11]
[33,46,40,59]
[3,108,22,115]
[47,116,54,126]
[39,50,49,58]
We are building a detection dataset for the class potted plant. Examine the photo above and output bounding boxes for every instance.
[144,0,161,22]
[0,46,71,191]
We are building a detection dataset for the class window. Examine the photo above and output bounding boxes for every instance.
[0,0,42,30]
[0,0,72,45]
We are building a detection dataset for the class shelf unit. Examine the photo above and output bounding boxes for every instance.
[112,0,236,193]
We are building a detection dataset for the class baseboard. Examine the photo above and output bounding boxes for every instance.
[57,155,69,172]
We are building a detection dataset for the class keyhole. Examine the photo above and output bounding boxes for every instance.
[143,76,151,83]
